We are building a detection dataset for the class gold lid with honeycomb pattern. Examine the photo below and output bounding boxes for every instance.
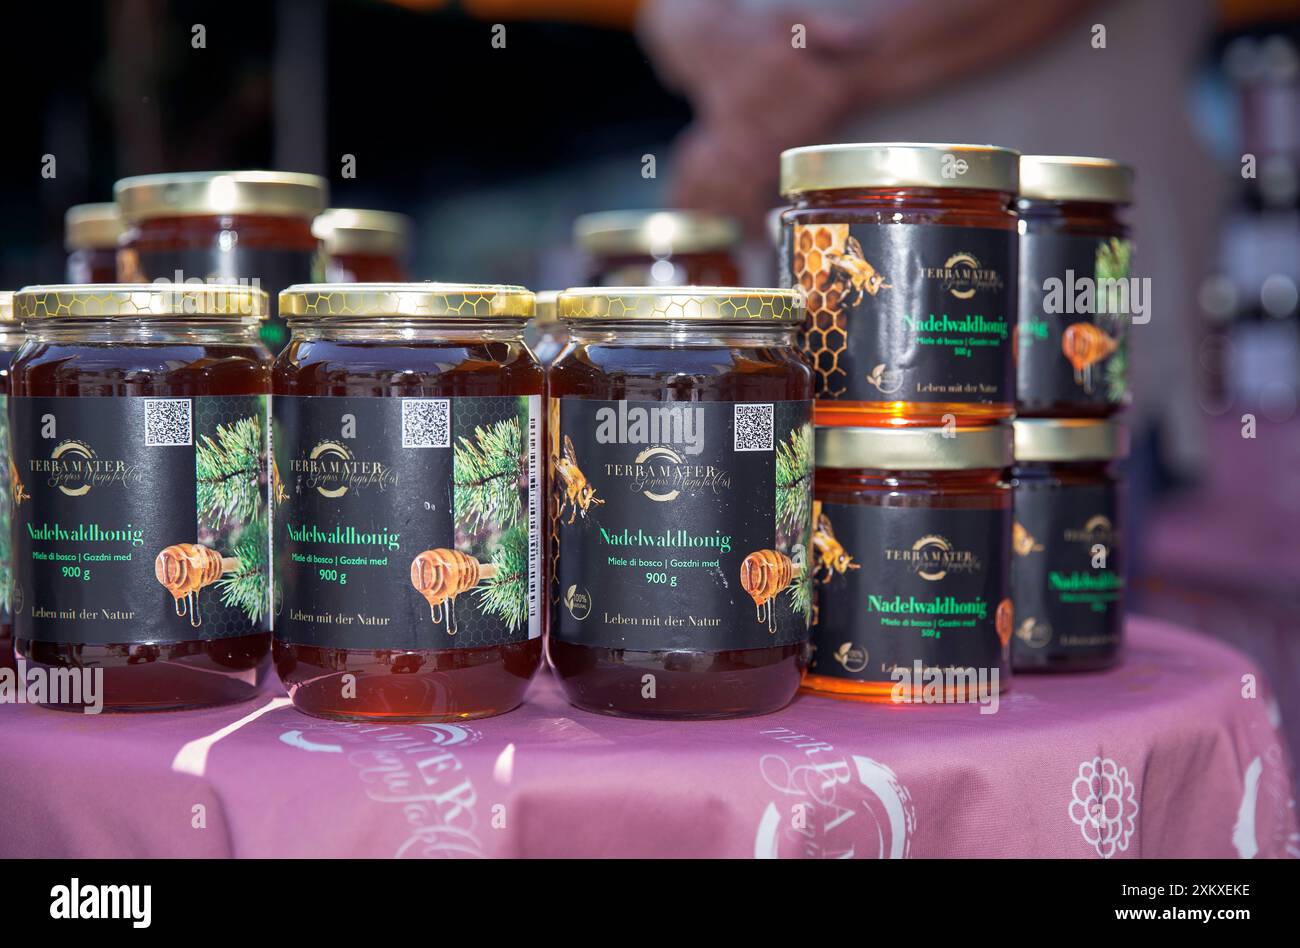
[115,171,328,221]
[64,203,124,251]
[780,143,1019,196]
[15,284,267,319]
[558,286,802,322]
[279,283,535,319]
[817,425,1012,471]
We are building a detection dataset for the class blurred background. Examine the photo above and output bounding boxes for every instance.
[1,0,1298,769]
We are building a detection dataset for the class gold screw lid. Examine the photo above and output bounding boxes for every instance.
[279,283,535,319]
[15,283,268,320]
[816,425,1012,471]
[64,203,124,251]
[1019,156,1134,204]
[1012,418,1129,462]
[0,290,15,324]
[573,210,741,256]
[312,208,411,256]
[558,286,802,322]
[780,142,1019,196]
[115,170,328,221]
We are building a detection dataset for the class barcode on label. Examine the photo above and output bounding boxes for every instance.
[144,398,192,446]
[733,403,774,452]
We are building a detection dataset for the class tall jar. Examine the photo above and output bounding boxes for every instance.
[1011,418,1127,671]
[575,210,742,286]
[10,284,272,711]
[805,425,1012,703]
[115,171,327,353]
[313,208,411,282]
[1017,156,1134,416]
[0,291,21,672]
[273,283,544,722]
[548,287,813,719]
[780,143,1019,427]
[64,203,123,283]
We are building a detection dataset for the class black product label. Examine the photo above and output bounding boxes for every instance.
[809,501,1011,682]
[118,246,325,353]
[10,395,271,645]
[1017,233,1132,409]
[273,395,541,650]
[1011,482,1123,662]
[551,398,814,651]
[783,223,1015,404]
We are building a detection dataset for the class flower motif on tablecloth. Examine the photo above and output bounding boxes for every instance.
[1069,756,1139,858]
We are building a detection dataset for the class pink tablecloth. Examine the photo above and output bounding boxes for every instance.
[0,617,1294,859]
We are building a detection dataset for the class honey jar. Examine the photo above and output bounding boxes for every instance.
[273,283,543,721]
[64,203,123,283]
[575,210,742,286]
[0,291,20,672]
[780,143,1019,427]
[312,208,411,282]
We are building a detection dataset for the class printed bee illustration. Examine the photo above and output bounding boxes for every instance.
[1012,521,1044,556]
[9,458,29,506]
[155,543,237,628]
[271,457,288,505]
[410,548,494,635]
[811,500,859,583]
[826,236,891,305]
[555,435,603,525]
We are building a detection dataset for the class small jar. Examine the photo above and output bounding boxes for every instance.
[64,203,123,283]
[273,283,544,722]
[805,425,1012,703]
[115,171,328,353]
[780,143,1019,427]
[574,210,742,286]
[312,208,411,282]
[1011,418,1127,672]
[548,287,813,719]
[10,284,272,710]
[0,291,20,672]
[1017,156,1134,416]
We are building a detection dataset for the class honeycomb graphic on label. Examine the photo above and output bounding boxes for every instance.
[789,224,851,397]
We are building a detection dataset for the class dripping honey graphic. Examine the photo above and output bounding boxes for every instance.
[409,548,497,636]
[154,543,240,628]
[740,549,806,634]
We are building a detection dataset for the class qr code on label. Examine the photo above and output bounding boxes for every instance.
[144,398,192,446]
[402,398,450,448]
[734,403,774,452]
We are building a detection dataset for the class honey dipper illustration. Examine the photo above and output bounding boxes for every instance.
[995,597,1014,649]
[410,548,497,635]
[155,543,240,628]
[1061,323,1119,394]
[740,549,805,634]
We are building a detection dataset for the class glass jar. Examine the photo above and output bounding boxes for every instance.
[1011,418,1127,672]
[273,283,544,722]
[64,203,123,283]
[780,143,1019,428]
[548,287,813,719]
[312,208,411,283]
[1017,156,1134,416]
[10,284,272,710]
[0,291,20,672]
[526,289,568,365]
[805,425,1012,703]
[574,210,742,286]
[115,171,328,353]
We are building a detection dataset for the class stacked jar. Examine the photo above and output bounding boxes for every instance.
[1013,156,1133,671]
[114,170,328,354]
[64,203,123,283]
[779,143,1019,703]
[0,291,20,672]
[574,210,742,287]
[312,208,411,282]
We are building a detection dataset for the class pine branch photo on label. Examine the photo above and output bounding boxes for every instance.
[196,414,266,529]
[475,523,530,633]
[454,414,524,534]
[216,516,270,624]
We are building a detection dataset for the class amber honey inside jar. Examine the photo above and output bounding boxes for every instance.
[313,208,411,283]
[1017,156,1134,417]
[115,171,328,353]
[10,284,272,711]
[0,291,20,672]
[548,287,813,719]
[805,425,1012,704]
[780,143,1019,428]
[574,210,742,287]
[1011,418,1127,672]
[64,203,123,284]
[273,283,543,722]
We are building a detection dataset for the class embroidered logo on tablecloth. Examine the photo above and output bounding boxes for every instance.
[1069,756,1139,858]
